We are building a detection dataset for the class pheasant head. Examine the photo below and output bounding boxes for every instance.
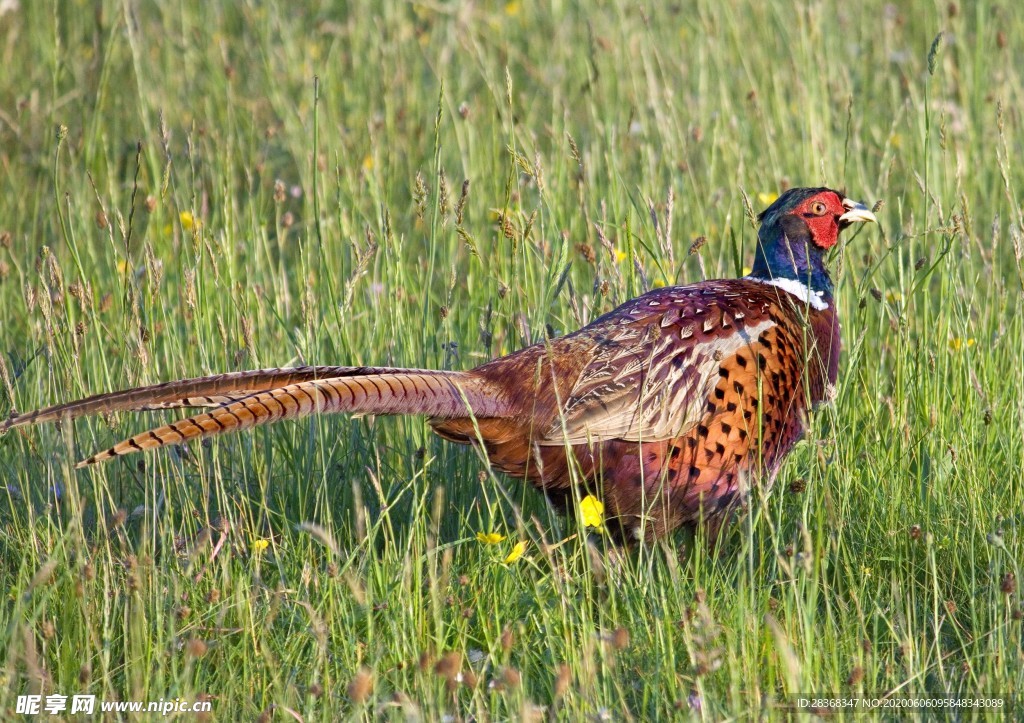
[750,187,876,302]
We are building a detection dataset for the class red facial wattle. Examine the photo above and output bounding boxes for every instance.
[805,212,840,249]
[791,192,845,249]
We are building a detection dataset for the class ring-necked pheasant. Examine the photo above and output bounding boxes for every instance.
[3,187,875,543]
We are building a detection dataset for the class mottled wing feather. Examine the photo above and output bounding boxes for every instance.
[542,321,654,444]
[542,284,776,445]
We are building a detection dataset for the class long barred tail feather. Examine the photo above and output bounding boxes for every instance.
[2,366,516,469]
[1,366,436,430]
[4,369,514,468]
[77,371,510,467]
[131,393,263,411]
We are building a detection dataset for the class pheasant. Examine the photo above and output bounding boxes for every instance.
[3,187,875,543]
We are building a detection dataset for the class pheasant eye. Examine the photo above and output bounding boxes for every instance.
[810,201,827,215]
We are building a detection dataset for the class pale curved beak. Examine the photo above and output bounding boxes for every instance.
[839,198,877,226]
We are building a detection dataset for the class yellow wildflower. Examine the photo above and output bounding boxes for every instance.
[742,266,752,276]
[252,538,270,554]
[476,531,505,545]
[614,249,628,264]
[885,291,903,304]
[179,211,201,232]
[580,495,605,532]
[652,278,668,288]
[503,540,527,564]
[861,565,872,578]
[948,337,976,352]
[504,1,521,16]
[362,155,374,171]
[757,192,778,207]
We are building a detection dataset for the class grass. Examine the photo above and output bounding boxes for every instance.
[1,0,1021,719]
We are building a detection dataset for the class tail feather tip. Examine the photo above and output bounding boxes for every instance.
[75,454,101,469]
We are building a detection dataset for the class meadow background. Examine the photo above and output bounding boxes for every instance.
[1,0,1022,719]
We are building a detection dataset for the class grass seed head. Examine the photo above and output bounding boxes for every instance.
[418,651,432,672]
[500,666,521,689]
[455,179,470,224]
[554,664,571,698]
[438,168,450,218]
[414,172,428,220]
[433,651,461,680]
[347,668,373,703]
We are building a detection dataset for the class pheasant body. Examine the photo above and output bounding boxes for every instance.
[2,188,874,543]
[433,279,840,540]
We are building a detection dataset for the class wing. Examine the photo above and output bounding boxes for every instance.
[541,283,777,445]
